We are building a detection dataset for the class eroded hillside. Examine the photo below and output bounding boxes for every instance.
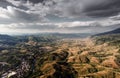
[0,35,120,78]
[40,37,118,78]
[36,36,120,78]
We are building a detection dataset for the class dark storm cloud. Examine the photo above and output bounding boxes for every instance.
[84,0,120,17]
[44,0,120,18]
[3,0,120,19]
[0,0,14,8]
[28,0,45,3]
[1,0,120,34]
[8,0,45,3]
[85,8,120,18]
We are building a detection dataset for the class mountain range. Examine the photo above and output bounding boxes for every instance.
[95,27,120,36]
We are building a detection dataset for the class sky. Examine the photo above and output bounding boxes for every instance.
[0,0,120,34]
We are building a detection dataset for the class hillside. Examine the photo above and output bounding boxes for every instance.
[0,33,120,78]
[95,28,120,36]
[0,34,16,45]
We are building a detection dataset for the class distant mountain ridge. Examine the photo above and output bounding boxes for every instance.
[0,34,17,46]
[94,27,120,36]
[0,34,14,40]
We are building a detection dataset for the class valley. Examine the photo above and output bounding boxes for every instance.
[0,33,120,78]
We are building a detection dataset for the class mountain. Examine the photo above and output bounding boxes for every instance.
[95,27,120,36]
[0,34,17,45]
[0,34,14,40]
[91,27,120,45]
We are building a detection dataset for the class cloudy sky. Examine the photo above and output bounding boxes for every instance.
[0,0,120,34]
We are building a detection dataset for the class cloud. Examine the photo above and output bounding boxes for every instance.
[0,0,14,8]
[6,0,120,19]
[6,0,23,7]
[0,22,58,34]
[41,0,120,18]
[3,0,120,21]
[0,23,57,30]
[28,0,45,3]
[0,0,120,34]
[0,6,47,23]
[0,0,50,23]
[56,21,95,28]
[1,18,120,34]
[83,0,120,17]
[110,14,120,20]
